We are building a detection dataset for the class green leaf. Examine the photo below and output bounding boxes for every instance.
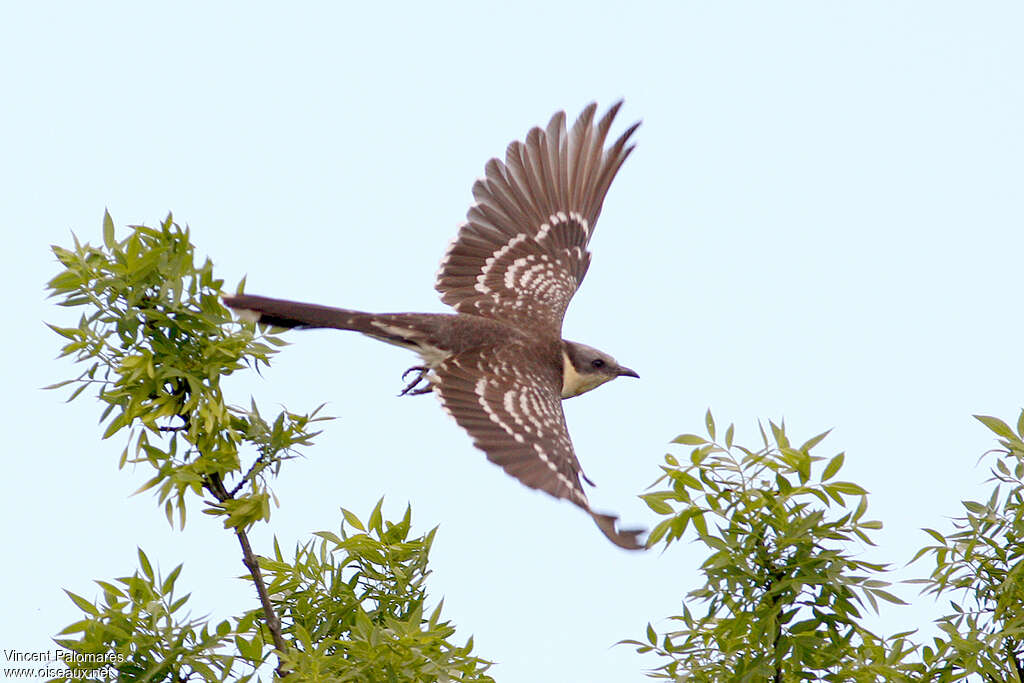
[162,564,183,594]
[821,452,844,481]
[56,619,93,636]
[869,588,907,605]
[368,498,384,533]
[132,474,163,496]
[102,209,116,248]
[828,481,867,495]
[646,519,672,546]
[701,535,729,551]
[852,493,868,520]
[672,434,706,446]
[314,530,344,546]
[64,590,99,617]
[770,420,789,448]
[94,580,125,599]
[41,378,77,390]
[799,429,832,452]
[236,635,261,661]
[669,469,703,491]
[101,412,127,440]
[705,409,716,440]
[908,547,933,564]
[789,618,819,634]
[640,493,674,515]
[692,512,708,537]
[974,414,1015,440]
[962,500,987,515]
[138,547,154,580]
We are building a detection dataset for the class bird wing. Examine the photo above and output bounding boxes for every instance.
[432,344,643,550]
[435,102,639,336]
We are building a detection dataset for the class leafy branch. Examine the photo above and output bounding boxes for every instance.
[910,412,1024,681]
[627,411,919,681]
[46,212,492,682]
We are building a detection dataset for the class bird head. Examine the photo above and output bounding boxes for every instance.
[560,340,638,399]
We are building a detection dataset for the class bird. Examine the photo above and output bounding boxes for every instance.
[223,101,644,549]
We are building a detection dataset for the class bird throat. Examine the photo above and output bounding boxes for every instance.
[560,350,613,399]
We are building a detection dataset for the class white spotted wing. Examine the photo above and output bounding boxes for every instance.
[435,102,639,335]
[433,345,643,549]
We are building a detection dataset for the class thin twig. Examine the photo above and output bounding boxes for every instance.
[235,524,288,677]
[229,455,267,498]
[206,473,289,677]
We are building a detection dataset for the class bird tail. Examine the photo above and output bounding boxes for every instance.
[589,510,646,551]
[223,294,382,334]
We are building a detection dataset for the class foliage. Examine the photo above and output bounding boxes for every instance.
[46,210,305,531]
[52,505,492,683]
[45,212,491,681]
[267,502,492,681]
[626,412,921,682]
[910,411,1024,681]
[55,549,258,682]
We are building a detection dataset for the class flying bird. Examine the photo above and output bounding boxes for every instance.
[224,102,644,549]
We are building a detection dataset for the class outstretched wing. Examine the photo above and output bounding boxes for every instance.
[435,102,639,336]
[432,345,643,550]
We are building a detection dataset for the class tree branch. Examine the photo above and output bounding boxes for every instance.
[230,454,268,498]
[206,473,289,677]
[170,375,288,674]
[235,524,288,675]
[753,528,785,683]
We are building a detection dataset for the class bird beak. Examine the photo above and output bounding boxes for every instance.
[618,366,639,379]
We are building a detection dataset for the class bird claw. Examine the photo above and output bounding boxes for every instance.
[399,365,432,396]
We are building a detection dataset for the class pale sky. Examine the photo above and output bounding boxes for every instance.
[4,3,1023,682]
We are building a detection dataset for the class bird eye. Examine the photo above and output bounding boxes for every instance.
[591,359,605,369]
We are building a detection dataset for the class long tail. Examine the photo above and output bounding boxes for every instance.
[589,510,646,551]
[222,294,381,334]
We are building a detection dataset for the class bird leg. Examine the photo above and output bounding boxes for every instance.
[399,365,433,396]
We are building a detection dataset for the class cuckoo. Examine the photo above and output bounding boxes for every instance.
[224,101,644,549]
